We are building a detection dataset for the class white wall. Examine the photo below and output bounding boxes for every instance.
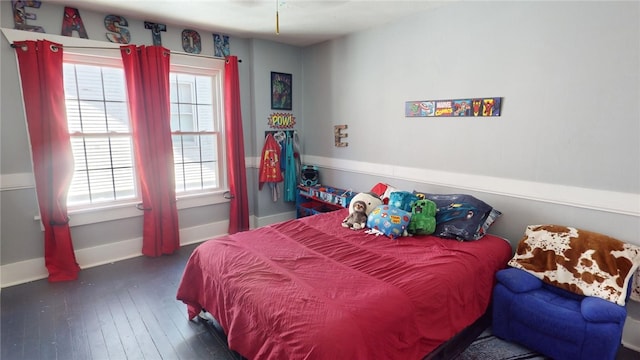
[300,1,640,246]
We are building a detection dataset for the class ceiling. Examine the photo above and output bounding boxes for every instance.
[45,0,451,46]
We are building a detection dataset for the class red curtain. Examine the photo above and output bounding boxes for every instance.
[120,45,180,256]
[224,56,249,234]
[14,40,80,281]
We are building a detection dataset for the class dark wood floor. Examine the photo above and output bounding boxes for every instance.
[1,243,239,360]
[2,242,639,360]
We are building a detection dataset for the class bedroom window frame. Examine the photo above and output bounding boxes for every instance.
[169,60,226,196]
[63,54,138,209]
[55,49,229,228]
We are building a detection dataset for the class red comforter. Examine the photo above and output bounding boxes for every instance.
[176,209,512,360]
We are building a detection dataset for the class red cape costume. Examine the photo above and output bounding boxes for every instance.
[259,133,283,190]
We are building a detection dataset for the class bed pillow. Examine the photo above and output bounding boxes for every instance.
[413,192,501,241]
[508,224,640,305]
[388,191,419,212]
[366,205,411,239]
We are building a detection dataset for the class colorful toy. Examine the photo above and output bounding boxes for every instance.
[342,192,382,230]
[300,165,319,187]
[408,199,437,235]
[388,191,419,212]
[366,205,411,239]
[341,200,368,230]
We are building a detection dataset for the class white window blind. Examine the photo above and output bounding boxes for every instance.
[64,62,136,207]
[170,64,223,194]
[62,52,226,209]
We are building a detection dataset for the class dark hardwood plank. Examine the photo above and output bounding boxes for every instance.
[65,285,92,360]
[126,285,180,359]
[81,298,110,360]
[104,292,145,360]
[117,289,161,360]
[0,243,237,360]
[38,295,59,360]
[51,297,74,359]
[1,300,24,359]
[20,296,41,360]
[95,295,128,359]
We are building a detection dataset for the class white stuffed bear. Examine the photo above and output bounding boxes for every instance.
[342,192,383,230]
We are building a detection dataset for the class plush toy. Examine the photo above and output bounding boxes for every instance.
[366,204,411,238]
[341,200,368,230]
[388,191,419,212]
[407,198,437,235]
[342,192,382,230]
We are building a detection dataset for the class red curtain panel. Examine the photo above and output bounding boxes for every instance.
[224,56,249,234]
[120,45,180,256]
[14,40,80,281]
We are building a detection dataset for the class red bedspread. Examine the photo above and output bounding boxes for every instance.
[176,209,512,360]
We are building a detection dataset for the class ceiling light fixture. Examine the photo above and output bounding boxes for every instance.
[275,0,280,35]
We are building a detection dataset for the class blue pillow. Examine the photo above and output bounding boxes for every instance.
[413,192,501,241]
[388,191,419,212]
[366,205,411,239]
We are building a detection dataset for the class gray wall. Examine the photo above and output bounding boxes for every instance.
[248,39,302,218]
[0,1,299,268]
[1,1,639,280]
[300,1,640,246]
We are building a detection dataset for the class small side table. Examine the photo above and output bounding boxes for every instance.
[622,299,640,351]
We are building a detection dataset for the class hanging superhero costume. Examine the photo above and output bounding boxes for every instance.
[259,133,283,201]
[283,132,297,202]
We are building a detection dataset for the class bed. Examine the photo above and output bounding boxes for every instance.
[176,208,512,359]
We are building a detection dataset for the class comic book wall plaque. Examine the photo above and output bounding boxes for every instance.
[405,97,502,117]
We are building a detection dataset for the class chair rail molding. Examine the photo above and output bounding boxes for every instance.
[0,172,35,191]
[299,155,640,217]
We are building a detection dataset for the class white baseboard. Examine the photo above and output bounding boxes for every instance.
[0,220,230,289]
[0,213,294,289]
[253,211,296,228]
[0,258,47,289]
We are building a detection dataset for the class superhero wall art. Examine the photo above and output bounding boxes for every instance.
[405,97,502,117]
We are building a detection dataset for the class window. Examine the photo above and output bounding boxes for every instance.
[170,65,223,194]
[63,57,136,207]
[62,52,225,210]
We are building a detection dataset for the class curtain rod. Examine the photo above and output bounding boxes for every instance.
[10,43,241,62]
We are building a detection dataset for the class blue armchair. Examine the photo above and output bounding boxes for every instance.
[493,267,631,360]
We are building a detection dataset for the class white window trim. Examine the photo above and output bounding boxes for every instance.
[1,28,231,228]
[66,191,230,227]
[170,57,228,194]
[34,192,230,228]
